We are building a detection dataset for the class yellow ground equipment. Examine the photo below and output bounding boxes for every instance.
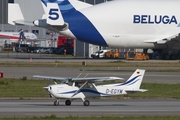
[126,51,149,60]
[105,51,119,58]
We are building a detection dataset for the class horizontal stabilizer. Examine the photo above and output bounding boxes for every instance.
[13,20,34,26]
[125,89,147,94]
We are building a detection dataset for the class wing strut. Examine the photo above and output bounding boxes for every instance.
[71,81,88,97]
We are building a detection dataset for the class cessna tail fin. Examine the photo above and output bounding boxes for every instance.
[119,69,146,91]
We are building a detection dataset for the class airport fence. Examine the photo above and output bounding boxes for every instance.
[0,51,74,59]
[0,51,126,59]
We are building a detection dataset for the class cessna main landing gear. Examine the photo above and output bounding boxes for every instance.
[53,99,90,106]
[54,99,72,106]
[64,99,90,106]
[65,99,71,106]
[83,100,90,106]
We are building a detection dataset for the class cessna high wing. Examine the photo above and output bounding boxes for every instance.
[33,69,147,106]
[9,0,180,59]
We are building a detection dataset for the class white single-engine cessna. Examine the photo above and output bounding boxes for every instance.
[33,69,147,106]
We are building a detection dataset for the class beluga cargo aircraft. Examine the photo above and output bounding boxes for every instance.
[9,0,180,59]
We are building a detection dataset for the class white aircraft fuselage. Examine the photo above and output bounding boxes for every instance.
[9,0,180,55]
[48,83,126,99]
[82,0,180,48]
[45,0,180,49]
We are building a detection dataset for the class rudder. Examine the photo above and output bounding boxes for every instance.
[120,69,145,90]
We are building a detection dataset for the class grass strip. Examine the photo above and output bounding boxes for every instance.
[1,115,180,120]
[0,61,180,67]
[0,78,180,99]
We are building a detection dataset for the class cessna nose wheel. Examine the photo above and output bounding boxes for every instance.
[54,100,59,106]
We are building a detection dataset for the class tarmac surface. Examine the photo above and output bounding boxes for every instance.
[1,67,180,84]
[0,58,180,117]
[0,99,180,118]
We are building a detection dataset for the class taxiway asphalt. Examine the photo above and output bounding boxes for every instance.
[0,99,180,118]
[1,67,180,84]
[0,58,180,118]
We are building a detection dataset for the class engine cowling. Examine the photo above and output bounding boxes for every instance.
[33,19,48,27]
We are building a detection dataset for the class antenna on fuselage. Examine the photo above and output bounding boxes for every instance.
[73,73,82,87]
[84,73,89,78]
[76,73,82,78]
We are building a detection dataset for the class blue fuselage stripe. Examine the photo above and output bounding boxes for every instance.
[117,75,141,86]
[59,89,110,96]
[42,0,107,46]
[63,12,107,46]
